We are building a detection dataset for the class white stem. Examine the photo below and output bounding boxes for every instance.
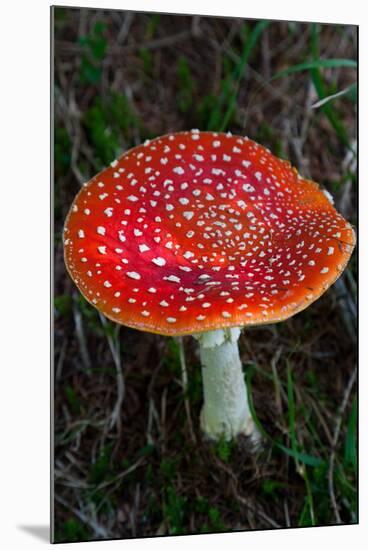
[194,328,257,441]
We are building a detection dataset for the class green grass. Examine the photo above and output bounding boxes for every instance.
[309,25,352,150]
[213,436,234,463]
[176,56,195,114]
[139,47,154,77]
[163,338,181,376]
[54,126,71,175]
[65,386,81,414]
[83,92,143,168]
[272,58,357,79]
[246,360,357,526]
[54,294,73,317]
[163,486,187,535]
[79,21,107,84]
[269,23,356,158]
[207,21,270,131]
[56,518,90,542]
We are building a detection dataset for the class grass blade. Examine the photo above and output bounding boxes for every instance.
[246,365,325,468]
[286,361,299,468]
[272,58,356,80]
[344,396,357,469]
[276,443,324,467]
[219,20,270,131]
[207,20,270,131]
[309,24,351,148]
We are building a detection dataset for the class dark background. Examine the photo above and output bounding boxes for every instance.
[53,7,357,542]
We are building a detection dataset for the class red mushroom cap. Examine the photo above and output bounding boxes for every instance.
[64,130,355,336]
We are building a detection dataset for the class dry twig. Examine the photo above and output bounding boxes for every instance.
[55,494,110,538]
[99,314,125,431]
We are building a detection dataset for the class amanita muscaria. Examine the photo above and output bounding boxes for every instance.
[64,130,355,441]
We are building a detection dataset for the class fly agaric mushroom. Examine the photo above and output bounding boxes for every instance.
[64,130,355,441]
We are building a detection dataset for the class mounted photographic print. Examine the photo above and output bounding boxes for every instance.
[52,5,357,543]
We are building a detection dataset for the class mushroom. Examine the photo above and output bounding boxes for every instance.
[63,130,355,442]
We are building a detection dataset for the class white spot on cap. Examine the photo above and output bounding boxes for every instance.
[243,183,255,193]
[222,311,231,318]
[173,166,184,175]
[166,275,180,283]
[139,244,150,253]
[327,247,334,256]
[97,226,106,235]
[104,207,113,217]
[160,301,169,307]
[212,168,223,176]
[183,211,194,220]
[104,280,112,288]
[255,171,262,181]
[127,195,138,202]
[166,317,177,323]
[112,307,121,313]
[127,271,141,280]
[148,287,157,293]
[321,267,329,274]
[152,257,166,267]
[78,230,85,238]
[98,246,107,254]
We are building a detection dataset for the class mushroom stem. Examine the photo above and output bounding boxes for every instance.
[194,328,257,442]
